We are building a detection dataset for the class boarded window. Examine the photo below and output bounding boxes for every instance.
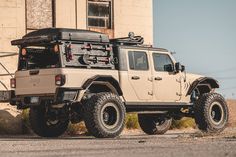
[26,0,54,30]
[87,0,113,29]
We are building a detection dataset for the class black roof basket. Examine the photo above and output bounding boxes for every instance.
[110,32,144,46]
[11,28,109,46]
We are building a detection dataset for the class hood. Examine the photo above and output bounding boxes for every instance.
[185,73,204,82]
[182,72,219,96]
[183,73,204,93]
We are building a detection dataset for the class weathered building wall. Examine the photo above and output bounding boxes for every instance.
[0,0,153,90]
[55,0,87,29]
[0,0,25,53]
[114,0,153,45]
[76,0,87,29]
[56,0,76,29]
[0,0,25,90]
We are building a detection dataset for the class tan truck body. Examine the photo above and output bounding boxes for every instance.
[14,47,205,105]
[9,28,227,138]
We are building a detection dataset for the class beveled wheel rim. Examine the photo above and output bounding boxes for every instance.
[209,101,224,125]
[101,102,120,129]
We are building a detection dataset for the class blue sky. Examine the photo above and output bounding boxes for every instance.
[153,0,236,99]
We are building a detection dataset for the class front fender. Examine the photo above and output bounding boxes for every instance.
[186,77,219,96]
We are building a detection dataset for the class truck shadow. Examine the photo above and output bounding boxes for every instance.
[0,109,22,135]
[0,132,197,141]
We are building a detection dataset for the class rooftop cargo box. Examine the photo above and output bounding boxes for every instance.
[11,28,110,46]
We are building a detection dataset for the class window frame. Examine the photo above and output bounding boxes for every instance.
[128,51,149,71]
[87,0,113,29]
[152,53,175,72]
[18,45,61,71]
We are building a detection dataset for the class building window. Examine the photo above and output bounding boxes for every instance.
[26,0,55,31]
[87,0,113,29]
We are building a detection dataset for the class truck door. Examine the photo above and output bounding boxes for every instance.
[127,50,153,101]
[151,52,181,102]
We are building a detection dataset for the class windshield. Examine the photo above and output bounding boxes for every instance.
[18,45,61,70]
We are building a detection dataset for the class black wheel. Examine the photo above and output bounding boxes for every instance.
[194,93,229,134]
[83,92,126,138]
[29,106,69,137]
[138,114,172,135]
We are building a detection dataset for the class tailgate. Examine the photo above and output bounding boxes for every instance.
[15,69,61,95]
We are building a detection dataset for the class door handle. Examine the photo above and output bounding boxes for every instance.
[29,70,39,75]
[131,76,140,80]
[154,77,162,81]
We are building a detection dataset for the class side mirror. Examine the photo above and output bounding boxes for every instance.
[175,62,185,73]
[164,64,175,72]
[181,65,185,72]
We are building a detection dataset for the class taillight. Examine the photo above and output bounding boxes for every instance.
[54,45,59,53]
[55,74,66,86]
[21,48,27,56]
[10,78,16,88]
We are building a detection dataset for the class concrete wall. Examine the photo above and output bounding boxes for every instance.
[114,0,153,45]
[0,0,25,90]
[56,0,77,28]
[76,0,87,29]
[0,0,25,53]
[55,0,87,29]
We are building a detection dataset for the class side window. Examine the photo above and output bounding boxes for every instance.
[153,53,174,72]
[128,51,149,70]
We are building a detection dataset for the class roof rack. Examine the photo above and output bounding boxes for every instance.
[110,32,144,46]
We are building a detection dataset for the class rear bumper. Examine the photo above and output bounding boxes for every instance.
[12,87,82,109]
[55,87,82,102]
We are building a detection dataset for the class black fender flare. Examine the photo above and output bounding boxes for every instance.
[186,77,219,96]
[82,75,123,96]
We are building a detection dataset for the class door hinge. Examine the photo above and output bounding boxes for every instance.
[176,78,181,83]
[148,77,153,82]
[176,92,182,96]
[148,91,153,96]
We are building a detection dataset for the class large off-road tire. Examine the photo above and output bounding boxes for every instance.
[138,114,172,135]
[29,107,69,137]
[194,93,229,134]
[83,92,126,138]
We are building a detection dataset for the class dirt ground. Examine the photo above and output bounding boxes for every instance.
[0,99,235,135]
[0,101,235,157]
[228,100,236,127]
[0,128,236,157]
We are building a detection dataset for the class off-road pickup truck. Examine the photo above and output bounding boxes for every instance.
[10,28,228,138]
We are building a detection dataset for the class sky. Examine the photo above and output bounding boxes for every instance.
[153,0,236,99]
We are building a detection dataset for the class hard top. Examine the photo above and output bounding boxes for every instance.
[115,45,169,53]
